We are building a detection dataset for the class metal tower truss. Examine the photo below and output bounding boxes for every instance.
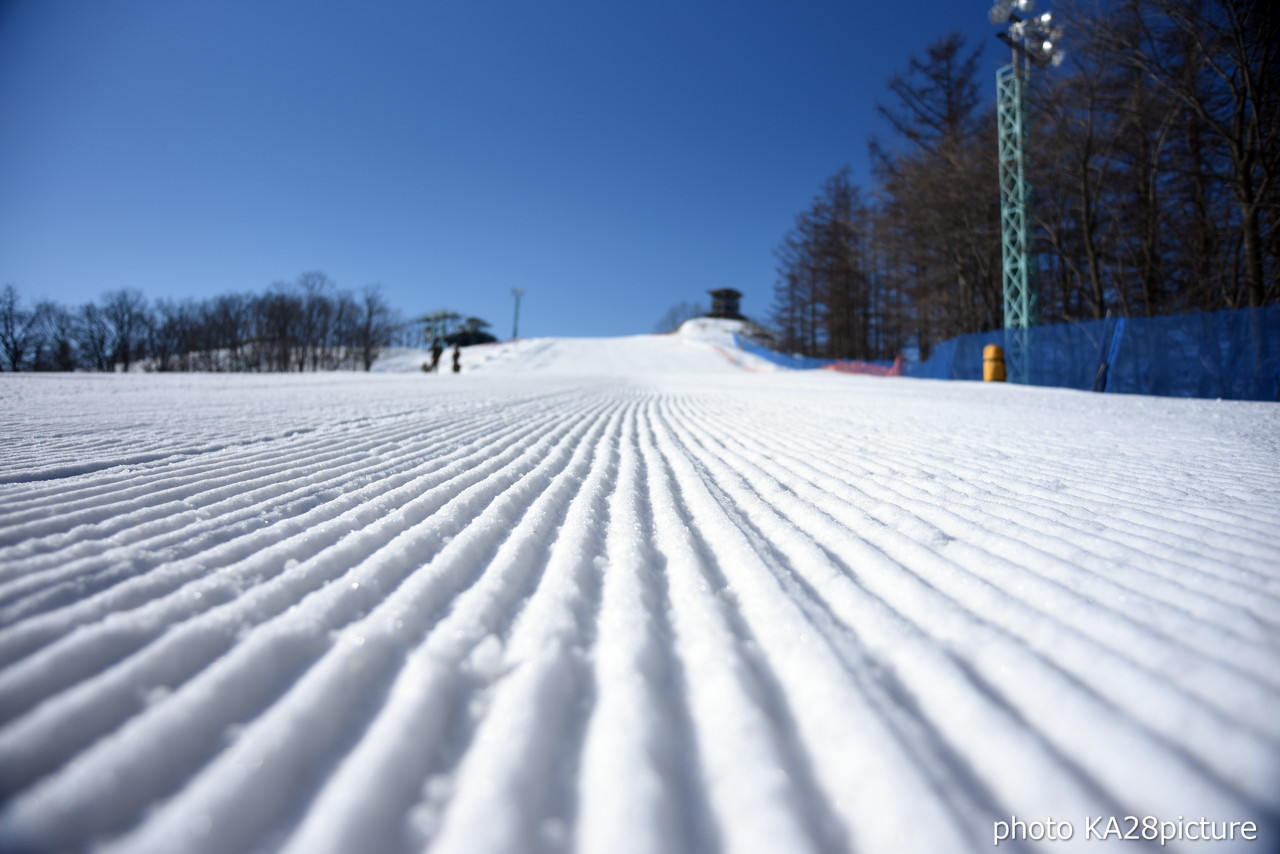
[996,62,1035,383]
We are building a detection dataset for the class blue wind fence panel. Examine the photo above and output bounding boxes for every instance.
[906,333,992,382]
[732,336,837,370]
[906,306,1280,401]
[1028,320,1121,390]
[1105,307,1280,400]
[732,335,897,371]
[905,324,1115,386]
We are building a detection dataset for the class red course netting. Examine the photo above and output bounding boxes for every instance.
[821,356,906,377]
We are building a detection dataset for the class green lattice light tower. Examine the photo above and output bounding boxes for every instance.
[997,60,1034,382]
[989,0,1064,383]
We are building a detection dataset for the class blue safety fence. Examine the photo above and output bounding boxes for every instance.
[906,306,1280,401]
[732,335,899,372]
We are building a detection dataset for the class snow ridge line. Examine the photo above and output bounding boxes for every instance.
[0,391,621,848]
[574,394,717,854]
[0,398,575,670]
[645,393,985,852]
[706,394,1280,617]
[682,396,1280,699]
[0,404,462,535]
[0,399,555,615]
[635,397,846,854]
[279,398,633,854]
[663,393,1279,809]
[98,392,624,854]
[1,371,1277,854]
[0,399,603,796]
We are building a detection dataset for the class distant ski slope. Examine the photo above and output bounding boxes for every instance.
[375,321,780,376]
[1,327,1278,853]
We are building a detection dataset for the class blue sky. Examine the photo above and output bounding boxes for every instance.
[1,0,1007,338]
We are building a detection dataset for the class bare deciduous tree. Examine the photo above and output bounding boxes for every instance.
[101,289,150,372]
[1,284,41,371]
[654,301,706,333]
[355,285,400,371]
[1115,0,1279,306]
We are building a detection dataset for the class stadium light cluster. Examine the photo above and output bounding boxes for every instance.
[989,0,1066,67]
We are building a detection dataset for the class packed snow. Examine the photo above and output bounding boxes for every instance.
[1,320,1278,853]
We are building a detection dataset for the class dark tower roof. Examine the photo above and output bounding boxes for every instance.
[706,289,744,320]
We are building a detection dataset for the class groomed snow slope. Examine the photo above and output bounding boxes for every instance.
[374,321,779,376]
[1,327,1278,854]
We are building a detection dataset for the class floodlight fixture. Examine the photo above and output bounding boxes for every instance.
[996,4,1065,68]
[991,0,1043,26]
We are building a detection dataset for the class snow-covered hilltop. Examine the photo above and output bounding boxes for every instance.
[1,329,1278,853]
[374,318,780,376]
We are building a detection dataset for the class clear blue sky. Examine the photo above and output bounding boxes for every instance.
[0,0,1006,338]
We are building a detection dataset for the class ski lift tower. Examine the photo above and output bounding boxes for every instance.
[989,0,1064,383]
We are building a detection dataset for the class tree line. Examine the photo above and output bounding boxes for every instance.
[1,272,408,373]
[772,0,1277,361]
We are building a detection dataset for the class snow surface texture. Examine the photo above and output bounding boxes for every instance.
[1,321,1279,853]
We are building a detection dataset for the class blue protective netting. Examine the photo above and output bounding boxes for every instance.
[906,306,1280,401]
[732,336,897,372]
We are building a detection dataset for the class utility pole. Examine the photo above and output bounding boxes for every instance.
[510,288,525,340]
[989,0,1063,383]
